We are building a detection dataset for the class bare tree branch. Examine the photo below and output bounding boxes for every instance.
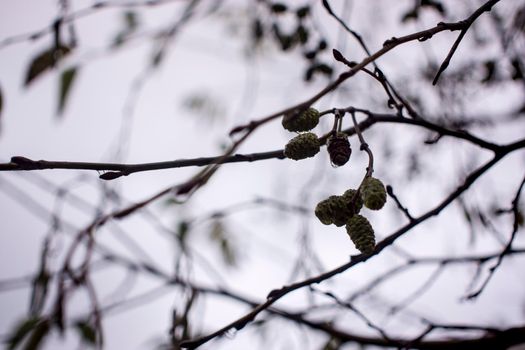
[432,0,500,85]
[179,139,524,348]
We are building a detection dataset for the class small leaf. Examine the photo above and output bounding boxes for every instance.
[303,50,317,60]
[294,25,309,45]
[23,320,50,350]
[151,48,164,67]
[29,270,50,316]
[270,3,287,13]
[24,45,71,87]
[317,39,327,51]
[401,9,419,23]
[421,0,446,15]
[481,60,496,84]
[296,6,310,19]
[177,220,190,247]
[112,33,126,47]
[512,6,525,33]
[112,11,140,48]
[314,63,333,76]
[124,11,138,31]
[279,35,295,51]
[57,67,78,116]
[304,65,315,81]
[6,317,41,350]
[75,321,97,345]
[322,337,342,350]
[210,220,236,267]
[251,19,264,43]
[511,58,524,81]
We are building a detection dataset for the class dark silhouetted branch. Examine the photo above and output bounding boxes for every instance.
[432,0,500,85]
[179,136,524,348]
[465,172,525,299]
[386,184,414,221]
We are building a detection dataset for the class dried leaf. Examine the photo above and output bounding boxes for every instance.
[511,58,524,81]
[251,19,264,44]
[24,45,71,87]
[512,5,525,33]
[6,317,41,350]
[29,270,50,316]
[23,320,50,350]
[294,24,309,45]
[124,11,138,31]
[210,220,236,267]
[112,11,140,47]
[322,337,342,350]
[57,67,78,116]
[421,0,445,15]
[75,321,97,345]
[177,220,190,247]
[270,3,287,13]
[296,6,310,19]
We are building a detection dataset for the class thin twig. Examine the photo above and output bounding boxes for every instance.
[179,139,524,349]
[432,0,500,84]
[465,172,525,299]
[312,287,393,343]
[386,185,414,222]
[2,110,513,178]
[350,110,374,177]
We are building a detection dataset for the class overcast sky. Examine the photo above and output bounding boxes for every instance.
[1,1,524,349]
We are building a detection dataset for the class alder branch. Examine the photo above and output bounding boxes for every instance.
[388,265,445,315]
[0,111,512,178]
[465,172,525,299]
[326,2,421,118]
[229,0,499,137]
[1,2,512,347]
[0,0,508,183]
[386,184,415,222]
[311,287,392,342]
[30,114,525,328]
[5,243,525,349]
[350,110,374,177]
[349,248,525,303]
[1,150,285,179]
[68,249,525,350]
[179,138,524,348]
[0,0,186,50]
[432,0,500,85]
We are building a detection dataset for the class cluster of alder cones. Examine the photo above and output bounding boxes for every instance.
[282,107,351,167]
[282,107,387,254]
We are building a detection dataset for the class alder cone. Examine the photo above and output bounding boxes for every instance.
[327,132,351,166]
[330,195,356,227]
[346,215,375,254]
[342,189,363,215]
[361,177,387,210]
[282,108,320,132]
[284,132,320,160]
[315,192,361,227]
[315,195,339,225]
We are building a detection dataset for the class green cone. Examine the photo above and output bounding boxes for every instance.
[284,132,320,160]
[360,177,387,210]
[315,190,362,227]
[282,108,320,132]
[346,215,375,254]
